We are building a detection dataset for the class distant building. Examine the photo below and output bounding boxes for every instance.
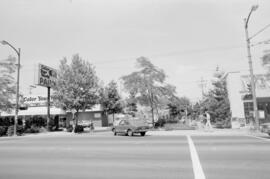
[225,72,270,126]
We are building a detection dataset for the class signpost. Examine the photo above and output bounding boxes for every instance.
[36,64,57,130]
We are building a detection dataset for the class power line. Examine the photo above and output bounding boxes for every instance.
[250,23,270,40]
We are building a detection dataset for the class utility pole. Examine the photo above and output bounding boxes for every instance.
[244,5,259,130]
[199,77,207,98]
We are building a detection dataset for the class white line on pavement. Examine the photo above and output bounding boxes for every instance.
[245,134,270,142]
[187,135,206,179]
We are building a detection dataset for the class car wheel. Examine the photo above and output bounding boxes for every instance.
[140,132,146,136]
[127,129,133,136]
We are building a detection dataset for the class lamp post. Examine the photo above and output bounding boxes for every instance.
[1,40,21,136]
[244,5,259,130]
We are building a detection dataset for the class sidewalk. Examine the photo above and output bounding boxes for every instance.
[0,127,112,139]
[148,127,270,137]
[1,127,269,139]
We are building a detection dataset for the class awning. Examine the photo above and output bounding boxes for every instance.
[0,107,66,117]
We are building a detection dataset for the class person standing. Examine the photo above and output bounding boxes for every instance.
[89,120,94,133]
[204,110,213,131]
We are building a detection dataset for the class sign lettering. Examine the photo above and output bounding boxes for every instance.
[37,64,57,87]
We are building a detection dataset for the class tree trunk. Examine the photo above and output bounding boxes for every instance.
[112,113,115,123]
[151,104,155,127]
[72,114,76,133]
[72,110,79,133]
[150,92,155,127]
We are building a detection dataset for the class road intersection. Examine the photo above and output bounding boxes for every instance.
[0,131,269,179]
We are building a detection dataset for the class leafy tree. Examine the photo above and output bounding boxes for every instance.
[262,53,270,67]
[168,96,191,119]
[201,70,231,125]
[121,57,176,126]
[0,56,16,111]
[125,92,138,115]
[100,80,122,122]
[262,52,270,79]
[53,54,99,131]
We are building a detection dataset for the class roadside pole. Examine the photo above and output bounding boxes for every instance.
[47,87,51,131]
[244,5,259,130]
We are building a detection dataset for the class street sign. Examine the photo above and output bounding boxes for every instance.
[36,64,57,87]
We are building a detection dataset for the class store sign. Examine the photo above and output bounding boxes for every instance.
[240,74,270,93]
[37,64,57,87]
[23,95,55,107]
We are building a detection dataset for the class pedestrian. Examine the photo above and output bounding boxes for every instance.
[89,120,94,133]
[204,110,213,131]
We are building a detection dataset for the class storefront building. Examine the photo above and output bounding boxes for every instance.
[0,95,108,127]
[226,72,270,126]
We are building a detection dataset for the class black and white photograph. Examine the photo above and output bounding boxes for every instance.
[0,0,270,178]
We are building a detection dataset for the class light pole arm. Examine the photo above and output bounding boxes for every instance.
[1,40,20,56]
[245,10,253,29]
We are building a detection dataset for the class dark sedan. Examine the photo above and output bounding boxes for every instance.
[112,118,149,136]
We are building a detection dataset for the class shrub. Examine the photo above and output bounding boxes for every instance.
[75,125,84,133]
[39,127,47,133]
[25,116,46,130]
[7,125,24,136]
[0,126,8,136]
[0,117,13,126]
[164,123,195,131]
[154,118,166,128]
[24,125,41,134]
[214,119,231,129]
[66,125,73,132]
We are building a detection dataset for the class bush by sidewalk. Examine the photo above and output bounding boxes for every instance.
[163,123,195,131]
[6,125,24,136]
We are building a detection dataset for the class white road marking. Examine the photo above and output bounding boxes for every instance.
[187,135,206,179]
[245,134,270,142]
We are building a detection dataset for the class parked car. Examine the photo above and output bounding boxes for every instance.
[112,118,149,136]
[260,123,270,136]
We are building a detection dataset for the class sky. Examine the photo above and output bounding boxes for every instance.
[0,0,270,102]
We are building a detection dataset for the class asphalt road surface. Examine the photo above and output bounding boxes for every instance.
[0,132,269,179]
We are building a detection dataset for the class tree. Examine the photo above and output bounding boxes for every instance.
[100,80,122,122]
[262,52,270,79]
[168,96,191,119]
[262,53,270,67]
[125,92,138,115]
[201,70,231,126]
[121,57,176,126]
[53,54,99,131]
[0,56,16,111]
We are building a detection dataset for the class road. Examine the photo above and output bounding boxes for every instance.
[0,132,269,179]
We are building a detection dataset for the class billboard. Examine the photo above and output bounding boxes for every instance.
[36,64,57,87]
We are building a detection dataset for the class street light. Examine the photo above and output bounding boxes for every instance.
[1,40,21,136]
[244,5,259,130]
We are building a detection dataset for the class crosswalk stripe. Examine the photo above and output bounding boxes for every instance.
[187,135,206,179]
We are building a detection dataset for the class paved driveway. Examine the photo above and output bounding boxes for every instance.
[0,132,269,179]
